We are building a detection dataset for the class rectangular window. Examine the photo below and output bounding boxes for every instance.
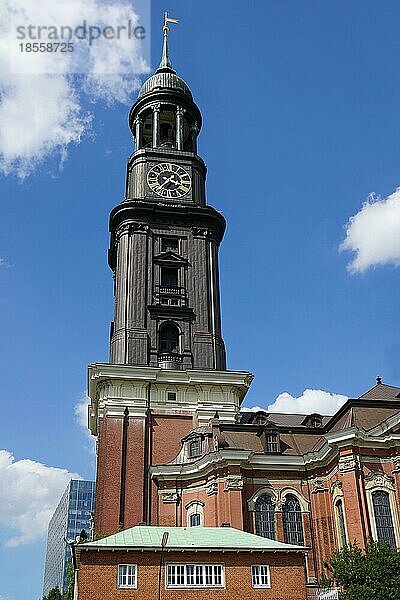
[189,437,201,458]
[161,237,179,253]
[251,565,270,589]
[265,431,279,453]
[161,267,178,288]
[166,564,224,588]
[118,564,137,588]
[167,392,176,402]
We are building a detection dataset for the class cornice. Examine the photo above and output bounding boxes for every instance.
[88,364,254,434]
[151,450,252,481]
[368,411,400,436]
[150,427,400,482]
[325,426,400,448]
[88,363,253,391]
[109,201,226,242]
[147,305,194,320]
[325,398,400,431]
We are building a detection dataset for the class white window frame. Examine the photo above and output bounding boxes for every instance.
[251,564,271,589]
[166,563,225,588]
[117,563,137,589]
[185,500,204,527]
[365,471,400,547]
[331,482,348,549]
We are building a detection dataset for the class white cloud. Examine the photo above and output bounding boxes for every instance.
[244,389,348,416]
[75,392,96,454]
[0,0,149,177]
[340,188,400,273]
[0,258,13,268]
[0,450,81,547]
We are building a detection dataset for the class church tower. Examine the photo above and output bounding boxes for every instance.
[89,18,253,537]
[109,20,226,371]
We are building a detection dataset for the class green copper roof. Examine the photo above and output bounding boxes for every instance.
[82,526,306,552]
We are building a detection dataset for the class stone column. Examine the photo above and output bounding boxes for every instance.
[152,103,160,147]
[176,106,185,150]
[134,116,142,150]
[191,122,199,153]
[224,475,244,530]
[338,452,370,547]
[110,224,130,363]
[392,454,400,510]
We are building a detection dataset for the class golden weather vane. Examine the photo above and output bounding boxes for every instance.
[159,11,179,69]
[163,11,179,34]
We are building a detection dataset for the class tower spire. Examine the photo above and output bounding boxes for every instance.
[158,11,179,70]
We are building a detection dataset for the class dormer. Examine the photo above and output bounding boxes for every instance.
[251,411,269,426]
[302,413,323,428]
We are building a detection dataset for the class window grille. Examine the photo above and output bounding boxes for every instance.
[251,565,270,588]
[265,431,279,453]
[189,437,201,458]
[372,490,396,547]
[282,494,304,545]
[255,495,276,540]
[166,564,224,588]
[189,513,201,527]
[117,564,137,588]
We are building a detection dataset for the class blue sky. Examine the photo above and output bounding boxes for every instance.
[1,1,400,599]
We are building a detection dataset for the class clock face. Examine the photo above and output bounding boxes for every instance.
[147,162,192,199]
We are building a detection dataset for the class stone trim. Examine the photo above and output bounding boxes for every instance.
[224,475,244,491]
[160,490,179,504]
[338,454,360,473]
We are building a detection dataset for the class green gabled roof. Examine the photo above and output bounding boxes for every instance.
[81,526,306,552]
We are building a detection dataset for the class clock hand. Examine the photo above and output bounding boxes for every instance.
[159,174,175,190]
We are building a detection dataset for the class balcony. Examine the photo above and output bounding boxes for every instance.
[159,286,181,295]
[158,353,184,370]
[154,285,187,308]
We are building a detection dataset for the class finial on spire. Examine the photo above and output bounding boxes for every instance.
[159,11,179,70]
[376,375,382,385]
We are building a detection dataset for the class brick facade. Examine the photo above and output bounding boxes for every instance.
[87,21,400,600]
[92,384,400,590]
[76,549,307,600]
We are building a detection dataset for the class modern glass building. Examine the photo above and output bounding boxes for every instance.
[43,479,95,596]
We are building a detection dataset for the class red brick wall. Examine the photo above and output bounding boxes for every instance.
[94,412,194,536]
[77,549,307,600]
[151,414,194,465]
[94,415,124,536]
[123,418,146,528]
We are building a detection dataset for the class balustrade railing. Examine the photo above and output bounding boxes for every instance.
[318,589,339,600]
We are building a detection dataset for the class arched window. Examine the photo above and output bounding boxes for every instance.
[255,495,276,540]
[372,490,396,547]
[335,499,347,547]
[282,494,304,545]
[159,323,179,354]
[186,500,204,527]
[189,437,201,458]
[159,108,176,147]
[190,513,201,527]
[141,110,153,148]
